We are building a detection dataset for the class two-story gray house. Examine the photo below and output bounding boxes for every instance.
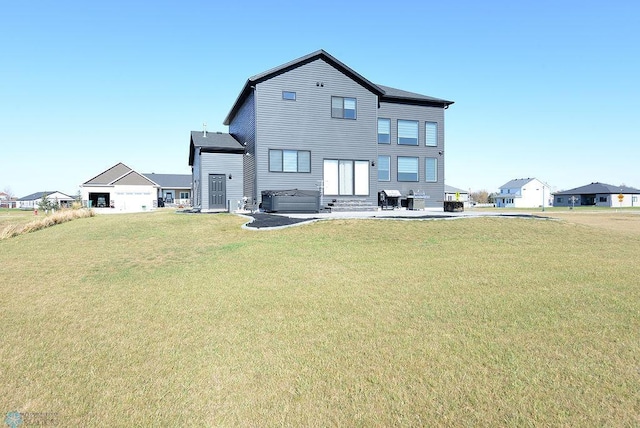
[189,49,453,212]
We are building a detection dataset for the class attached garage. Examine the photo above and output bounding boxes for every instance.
[81,163,159,213]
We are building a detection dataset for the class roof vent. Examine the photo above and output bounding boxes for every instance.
[203,122,207,137]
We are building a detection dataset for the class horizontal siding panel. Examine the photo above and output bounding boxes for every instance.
[255,58,377,204]
[229,91,256,208]
[377,102,445,206]
[200,152,244,211]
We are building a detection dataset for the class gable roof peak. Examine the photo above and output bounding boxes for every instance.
[224,49,383,125]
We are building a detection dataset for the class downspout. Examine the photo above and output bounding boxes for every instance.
[252,85,258,211]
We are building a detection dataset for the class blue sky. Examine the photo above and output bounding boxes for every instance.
[1,0,638,197]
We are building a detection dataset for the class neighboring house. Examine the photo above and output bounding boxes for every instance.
[80,163,159,212]
[17,191,74,210]
[553,182,640,208]
[142,173,192,206]
[444,185,470,208]
[189,49,453,212]
[495,178,551,208]
[0,192,17,208]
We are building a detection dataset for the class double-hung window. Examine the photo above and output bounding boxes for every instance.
[331,96,357,119]
[398,156,419,181]
[378,118,390,144]
[425,157,437,182]
[426,122,437,146]
[398,120,418,145]
[269,149,311,173]
[378,156,390,181]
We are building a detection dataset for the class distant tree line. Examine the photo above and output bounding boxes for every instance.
[470,190,494,204]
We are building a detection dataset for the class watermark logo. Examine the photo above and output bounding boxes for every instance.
[4,411,23,428]
[4,411,58,427]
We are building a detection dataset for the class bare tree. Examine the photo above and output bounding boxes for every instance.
[470,190,490,204]
[3,186,14,199]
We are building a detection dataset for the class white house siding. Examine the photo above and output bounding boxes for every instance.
[377,102,445,208]
[606,193,638,207]
[516,181,549,208]
[199,152,244,212]
[18,192,74,209]
[82,185,156,213]
[497,179,550,208]
[254,58,378,206]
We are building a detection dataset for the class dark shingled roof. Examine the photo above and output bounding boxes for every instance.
[189,131,244,166]
[83,162,133,185]
[82,162,157,187]
[18,191,73,201]
[143,174,191,189]
[223,49,453,125]
[377,84,453,106]
[499,178,538,189]
[554,182,640,195]
[445,185,468,194]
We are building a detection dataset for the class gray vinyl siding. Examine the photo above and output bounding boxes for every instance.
[377,101,445,207]
[254,58,378,206]
[199,152,244,211]
[192,152,201,208]
[229,91,256,208]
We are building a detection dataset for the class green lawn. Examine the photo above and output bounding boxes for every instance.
[1,211,639,426]
[0,208,35,229]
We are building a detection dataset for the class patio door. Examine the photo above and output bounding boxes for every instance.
[323,159,369,196]
[209,174,226,209]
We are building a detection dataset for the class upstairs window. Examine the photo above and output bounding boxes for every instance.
[331,96,357,119]
[282,91,296,101]
[398,120,418,145]
[426,122,438,146]
[378,118,390,144]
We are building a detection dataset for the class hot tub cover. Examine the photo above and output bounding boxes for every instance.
[261,189,320,197]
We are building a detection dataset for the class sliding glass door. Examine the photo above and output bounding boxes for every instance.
[323,159,369,196]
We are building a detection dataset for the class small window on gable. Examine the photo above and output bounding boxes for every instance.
[282,91,296,101]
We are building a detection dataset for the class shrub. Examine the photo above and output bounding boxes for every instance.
[0,208,94,240]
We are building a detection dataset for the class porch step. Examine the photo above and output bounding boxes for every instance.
[325,199,379,212]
